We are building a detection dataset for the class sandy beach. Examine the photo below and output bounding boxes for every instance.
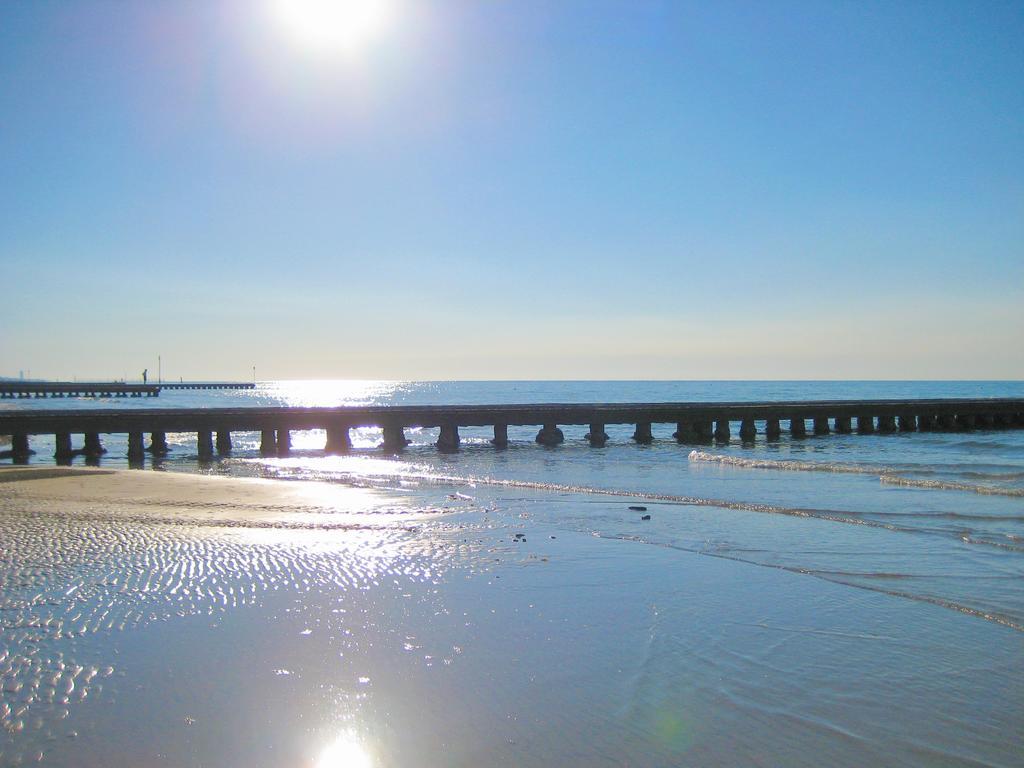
[1,465,1020,766]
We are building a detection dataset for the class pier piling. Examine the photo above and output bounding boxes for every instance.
[382,424,409,452]
[492,423,509,448]
[260,430,277,456]
[216,431,232,454]
[127,432,145,464]
[197,430,214,459]
[714,419,730,442]
[536,423,564,446]
[277,429,291,456]
[83,432,105,456]
[54,432,72,463]
[790,418,807,438]
[765,418,782,440]
[325,425,352,454]
[633,422,653,444]
[587,423,609,447]
[739,418,756,441]
[148,431,169,455]
[437,423,460,452]
[813,417,830,435]
[857,416,875,434]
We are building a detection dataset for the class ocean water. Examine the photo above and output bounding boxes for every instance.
[2,380,1023,766]
[7,380,1024,628]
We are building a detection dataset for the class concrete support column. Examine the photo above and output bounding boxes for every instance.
[633,422,653,444]
[813,417,830,435]
[216,431,232,454]
[955,414,976,431]
[877,415,897,433]
[277,429,291,456]
[898,414,917,432]
[382,425,408,452]
[672,422,690,443]
[917,414,935,431]
[938,414,957,431]
[325,425,352,454]
[492,424,509,448]
[693,420,713,442]
[765,419,782,440]
[739,419,756,441]
[197,430,214,459]
[714,419,730,442]
[856,415,875,434]
[11,434,32,461]
[535,423,564,446]
[127,432,145,464]
[586,423,608,447]
[148,431,169,454]
[260,430,277,456]
[54,432,73,463]
[84,432,105,456]
[437,424,460,452]
[790,418,807,438]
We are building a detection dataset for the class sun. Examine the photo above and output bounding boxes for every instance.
[271,0,395,57]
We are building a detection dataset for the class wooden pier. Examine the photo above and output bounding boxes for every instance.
[155,382,257,391]
[0,380,255,399]
[1,398,1022,463]
[0,382,160,399]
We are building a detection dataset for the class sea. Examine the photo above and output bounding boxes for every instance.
[2,380,1023,766]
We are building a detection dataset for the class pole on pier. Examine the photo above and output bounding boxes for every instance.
[535,423,564,446]
[437,423,460,452]
[587,423,609,447]
[633,422,653,444]
[739,418,756,441]
[216,431,232,454]
[492,423,509,448]
[260,429,277,456]
[765,419,781,440]
[197,430,214,459]
[54,432,73,464]
[813,417,830,435]
[790,418,807,438]
[325,425,352,454]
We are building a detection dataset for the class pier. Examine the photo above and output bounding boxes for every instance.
[0,380,255,399]
[1,398,1022,464]
[155,382,256,390]
[0,382,160,399]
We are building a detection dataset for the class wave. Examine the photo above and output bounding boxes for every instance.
[878,475,1024,497]
[688,451,1024,497]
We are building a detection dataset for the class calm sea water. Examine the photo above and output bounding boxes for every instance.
[6,380,1024,629]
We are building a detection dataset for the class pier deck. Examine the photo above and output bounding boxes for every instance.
[0,382,159,398]
[1,398,1022,463]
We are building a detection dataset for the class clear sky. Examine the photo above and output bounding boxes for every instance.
[1,0,1022,381]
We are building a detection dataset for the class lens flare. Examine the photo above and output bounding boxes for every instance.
[271,0,395,57]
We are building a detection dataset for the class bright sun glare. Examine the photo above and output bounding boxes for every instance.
[271,0,395,56]
[316,732,373,768]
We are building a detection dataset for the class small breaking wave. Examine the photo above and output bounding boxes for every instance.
[688,451,1024,497]
[879,475,1024,497]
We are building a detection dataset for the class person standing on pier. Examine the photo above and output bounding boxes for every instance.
[142,369,148,384]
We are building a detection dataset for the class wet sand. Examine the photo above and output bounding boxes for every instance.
[1,467,1021,766]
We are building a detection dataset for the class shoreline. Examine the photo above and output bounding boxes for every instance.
[1,463,1021,766]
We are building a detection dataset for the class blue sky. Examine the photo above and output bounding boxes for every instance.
[1,0,1022,380]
